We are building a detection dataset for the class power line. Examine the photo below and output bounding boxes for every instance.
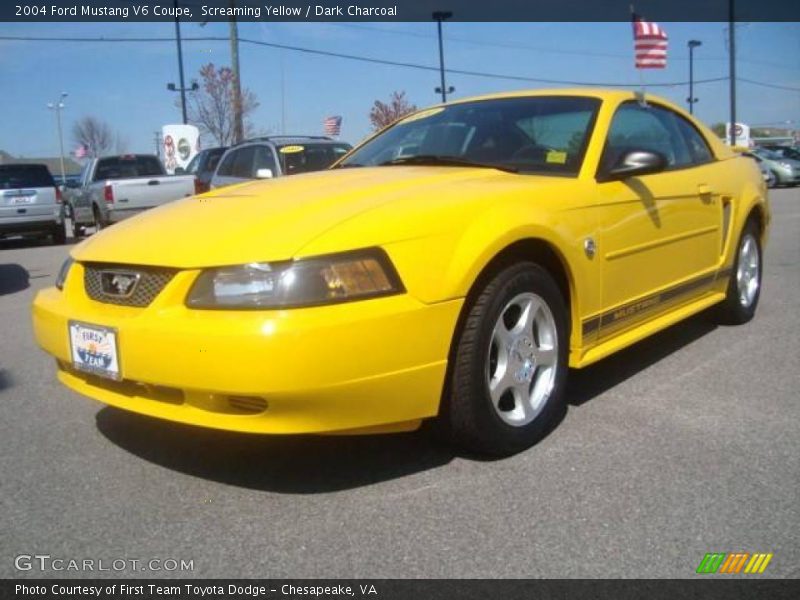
[332,23,800,72]
[0,34,796,91]
[737,78,800,92]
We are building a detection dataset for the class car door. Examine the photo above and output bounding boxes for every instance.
[595,101,722,338]
[211,146,256,189]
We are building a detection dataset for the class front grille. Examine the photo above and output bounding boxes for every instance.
[83,263,178,307]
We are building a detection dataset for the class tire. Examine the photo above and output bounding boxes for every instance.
[766,171,777,189]
[93,205,105,231]
[444,262,570,456]
[50,222,67,245]
[714,220,762,325]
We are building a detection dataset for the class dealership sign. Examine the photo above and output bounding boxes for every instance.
[162,124,200,174]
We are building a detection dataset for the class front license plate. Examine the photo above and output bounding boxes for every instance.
[68,321,121,380]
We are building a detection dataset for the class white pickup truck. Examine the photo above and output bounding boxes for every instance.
[66,154,195,235]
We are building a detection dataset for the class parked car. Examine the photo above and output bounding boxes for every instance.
[761,144,800,162]
[0,164,66,244]
[180,146,227,195]
[747,147,800,187]
[210,136,352,189]
[33,90,769,456]
[69,154,195,236]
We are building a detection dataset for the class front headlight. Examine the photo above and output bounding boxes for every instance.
[55,257,74,291]
[186,248,404,309]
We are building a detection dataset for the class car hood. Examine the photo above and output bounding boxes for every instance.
[72,166,569,268]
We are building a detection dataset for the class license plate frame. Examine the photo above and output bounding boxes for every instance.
[68,320,122,380]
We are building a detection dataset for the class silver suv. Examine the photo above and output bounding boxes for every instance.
[210,136,352,189]
[0,164,66,244]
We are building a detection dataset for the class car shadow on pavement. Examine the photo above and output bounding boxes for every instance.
[566,312,717,406]
[0,264,30,295]
[95,408,456,494]
[94,312,718,494]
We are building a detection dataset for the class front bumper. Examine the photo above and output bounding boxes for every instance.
[32,262,462,434]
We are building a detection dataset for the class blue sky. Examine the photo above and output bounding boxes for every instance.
[0,21,798,158]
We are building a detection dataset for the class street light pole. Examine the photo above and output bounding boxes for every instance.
[174,0,188,124]
[47,92,68,185]
[687,40,702,114]
[432,11,454,103]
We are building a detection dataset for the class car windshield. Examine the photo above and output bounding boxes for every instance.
[339,96,601,176]
[276,143,352,175]
[753,148,782,161]
[768,146,800,160]
[0,165,55,189]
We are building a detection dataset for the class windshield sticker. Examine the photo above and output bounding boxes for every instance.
[279,145,305,154]
[546,150,568,164]
[399,107,445,125]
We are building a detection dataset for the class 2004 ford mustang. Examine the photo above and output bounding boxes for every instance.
[33,90,769,455]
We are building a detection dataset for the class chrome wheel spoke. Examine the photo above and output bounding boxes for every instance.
[485,291,559,428]
[534,345,557,368]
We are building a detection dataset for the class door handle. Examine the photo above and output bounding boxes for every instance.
[147,180,160,186]
[697,184,713,196]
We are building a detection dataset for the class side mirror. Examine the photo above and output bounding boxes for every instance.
[174,167,185,175]
[601,150,667,181]
[255,168,273,179]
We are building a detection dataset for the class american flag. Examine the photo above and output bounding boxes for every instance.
[323,115,342,136]
[633,17,668,69]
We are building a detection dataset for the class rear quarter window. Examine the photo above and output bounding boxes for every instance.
[0,165,55,189]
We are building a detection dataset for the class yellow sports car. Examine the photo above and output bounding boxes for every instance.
[32,90,769,455]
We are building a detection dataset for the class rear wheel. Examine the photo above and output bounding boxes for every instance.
[50,222,67,245]
[445,262,569,456]
[715,220,762,324]
[93,205,105,231]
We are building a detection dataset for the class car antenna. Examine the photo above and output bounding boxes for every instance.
[635,90,648,107]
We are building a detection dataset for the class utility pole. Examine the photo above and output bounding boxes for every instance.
[154,131,162,158]
[687,40,702,114]
[229,0,244,143]
[47,92,68,184]
[432,11,454,103]
[728,0,737,145]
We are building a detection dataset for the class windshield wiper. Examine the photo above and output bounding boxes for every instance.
[379,155,518,173]
[331,162,364,169]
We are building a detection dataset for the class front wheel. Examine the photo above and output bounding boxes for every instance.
[766,171,778,189]
[714,220,762,325]
[444,262,569,456]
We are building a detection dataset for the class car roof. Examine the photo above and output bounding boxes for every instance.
[234,136,346,147]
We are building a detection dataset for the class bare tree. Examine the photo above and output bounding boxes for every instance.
[369,91,417,130]
[72,116,113,157]
[186,63,260,146]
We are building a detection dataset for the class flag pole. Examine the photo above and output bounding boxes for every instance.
[630,4,646,101]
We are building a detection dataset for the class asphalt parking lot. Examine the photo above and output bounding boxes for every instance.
[1,189,798,579]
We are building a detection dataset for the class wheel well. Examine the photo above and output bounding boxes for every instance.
[469,239,572,313]
[747,204,766,242]
[438,239,574,418]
